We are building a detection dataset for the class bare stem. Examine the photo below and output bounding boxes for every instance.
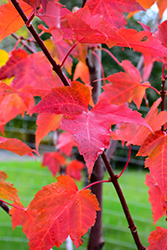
[11,0,70,87]
[101,152,146,250]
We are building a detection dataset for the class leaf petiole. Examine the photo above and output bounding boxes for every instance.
[81,178,111,191]
[140,84,160,95]
[117,144,131,179]
[0,199,23,210]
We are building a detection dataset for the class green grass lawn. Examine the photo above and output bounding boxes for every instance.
[0,161,166,250]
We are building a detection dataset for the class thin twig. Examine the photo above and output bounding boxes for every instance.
[11,33,36,53]
[101,152,146,250]
[161,66,166,131]
[100,47,122,67]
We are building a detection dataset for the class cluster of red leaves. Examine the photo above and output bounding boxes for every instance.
[0,0,167,249]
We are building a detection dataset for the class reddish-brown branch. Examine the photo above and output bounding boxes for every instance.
[161,69,166,131]
[11,0,70,87]
[101,152,146,250]
[0,200,11,215]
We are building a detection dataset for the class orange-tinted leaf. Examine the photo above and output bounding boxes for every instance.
[15,175,100,249]
[0,137,36,158]
[41,151,66,177]
[0,82,34,126]
[148,227,167,249]
[111,98,167,146]
[137,130,167,199]
[73,61,90,84]
[31,81,90,115]
[145,174,167,224]
[56,131,76,156]
[0,171,20,203]
[0,1,32,42]
[0,49,53,91]
[100,60,150,108]
[66,160,85,181]
[138,0,167,19]
[0,92,34,127]
[35,113,62,150]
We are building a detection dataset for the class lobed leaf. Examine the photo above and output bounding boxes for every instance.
[11,175,100,249]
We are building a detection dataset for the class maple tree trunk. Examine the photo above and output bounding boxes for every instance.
[87,48,104,250]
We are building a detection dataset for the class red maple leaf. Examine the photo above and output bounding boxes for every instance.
[11,175,100,249]
[145,174,167,224]
[137,130,167,200]
[41,151,66,177]
[111,98,167,146]
[84,0,144,28]
[100,60,150,109]
[30,81,151,175]
[148,227,167,249]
